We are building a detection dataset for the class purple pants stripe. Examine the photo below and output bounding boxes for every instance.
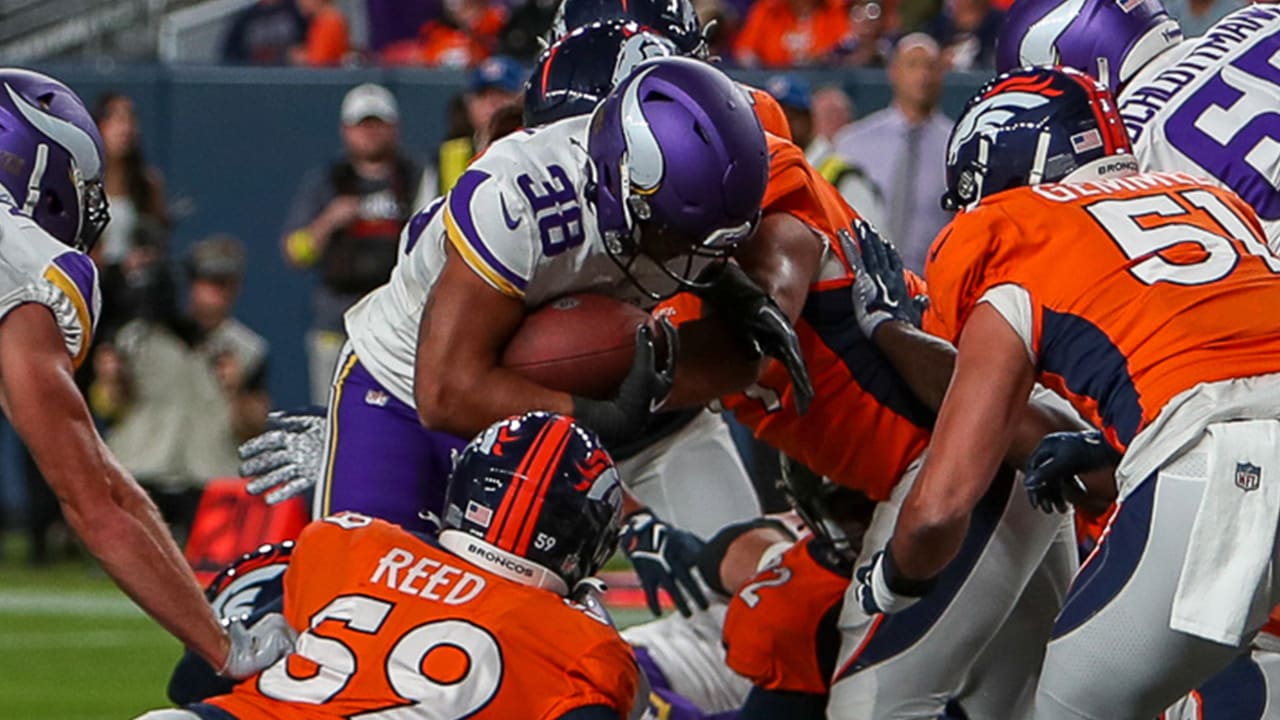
[317,352,466,534]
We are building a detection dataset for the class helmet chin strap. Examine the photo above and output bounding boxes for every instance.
[438,530,570,596]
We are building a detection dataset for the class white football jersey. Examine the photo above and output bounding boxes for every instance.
[0,204,100,367]
[1118,5,1280,247]
[345,116,710,407]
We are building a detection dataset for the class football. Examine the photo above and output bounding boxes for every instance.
[501,293,658,399]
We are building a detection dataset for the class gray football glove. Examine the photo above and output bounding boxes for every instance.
[218,612,297,679]
[241,407,327,504]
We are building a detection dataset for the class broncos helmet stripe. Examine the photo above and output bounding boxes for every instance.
[943,66,1135,212]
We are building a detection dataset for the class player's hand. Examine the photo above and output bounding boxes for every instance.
[695,262,814,414]
[1023,430,1121,514]
[621,509,709,618]
[218,613,297,680]
[572,323,676,447]
[840,219,922,338]
[854,548,931,616]
[241,407,327,504]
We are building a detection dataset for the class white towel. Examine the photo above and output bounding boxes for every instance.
[1170,419,1280,646]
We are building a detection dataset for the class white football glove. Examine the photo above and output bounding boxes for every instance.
[241,408,327,504]
[218,612,297,679]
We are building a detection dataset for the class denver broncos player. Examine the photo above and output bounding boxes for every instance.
[143,412,643,720]
[0,69,293,679]
[658,122,1082,719]
[854,66,1280,719]
[997,0,1280,247]
[720,459,871,717]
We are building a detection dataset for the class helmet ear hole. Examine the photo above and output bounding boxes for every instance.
[43,189,64,216]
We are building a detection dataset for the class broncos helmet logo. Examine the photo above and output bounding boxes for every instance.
[947,90,1055,165]
[612,31,677,89]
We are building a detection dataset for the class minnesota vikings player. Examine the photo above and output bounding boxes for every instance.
[0,69,293,678]
[251,59,775,552]
[997,0,1280,246]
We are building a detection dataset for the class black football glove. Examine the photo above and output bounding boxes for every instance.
[572,322,676,447]
[620,509,709,618]
[696,262,813,415]
[1023,430,1121,514]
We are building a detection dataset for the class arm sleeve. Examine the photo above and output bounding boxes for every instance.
[0,238,100,369]
[442,166,536,300]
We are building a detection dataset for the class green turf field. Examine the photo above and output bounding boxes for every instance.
[0,537,651,718]
[0,549,180,719]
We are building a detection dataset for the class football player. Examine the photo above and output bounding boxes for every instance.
[996,0,1280,247]
[852,65,1280,719]
[0,69,292,679]
[719,458,870,718]
[142,412,644,720]
[247,58,780,544]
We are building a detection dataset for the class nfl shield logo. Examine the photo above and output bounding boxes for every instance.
[1235,462,1262,492]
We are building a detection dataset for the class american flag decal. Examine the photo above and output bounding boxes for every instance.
[465,500,494,527]
[1071,129,1103,153]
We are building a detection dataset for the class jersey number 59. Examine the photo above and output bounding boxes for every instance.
[257,594,502,716]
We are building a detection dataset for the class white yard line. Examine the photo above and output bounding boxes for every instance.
[0,589,143,617]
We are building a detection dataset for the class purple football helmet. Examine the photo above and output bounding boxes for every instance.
[0,69,109,251]
[996,0,1183,91]
[587,57,768,300]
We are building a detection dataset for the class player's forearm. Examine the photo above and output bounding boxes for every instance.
[870,321,956,413]
[416,364,574,438]
[57,458,230,667]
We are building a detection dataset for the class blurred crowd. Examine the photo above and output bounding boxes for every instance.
[224,0,1249,71]
[223,0,1003,70]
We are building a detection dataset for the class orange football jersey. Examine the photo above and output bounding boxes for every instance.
[925,171,1280,452]
[722,536,851,694]
[206,514,638,719]
[660,135,933,501]
[742,84,792,141]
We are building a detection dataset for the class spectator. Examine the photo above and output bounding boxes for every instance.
[92,235,270,542]
[417,0,507,66]
[289,0,351,66]
[1164,0,1244,37]
[766,75,887,231]
[837,0,894,67]
[733,0,852,67]
[222,0,307,65]
[92,93,167,271]
[925,0,1004,70]
[834,33,951,273]
[282,84,422,405]
[431,56,526,195]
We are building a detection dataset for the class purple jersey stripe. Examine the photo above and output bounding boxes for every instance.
[448,170,529,291]
[52,251,96,314]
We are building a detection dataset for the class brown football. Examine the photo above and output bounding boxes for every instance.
[501,294,658,399]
